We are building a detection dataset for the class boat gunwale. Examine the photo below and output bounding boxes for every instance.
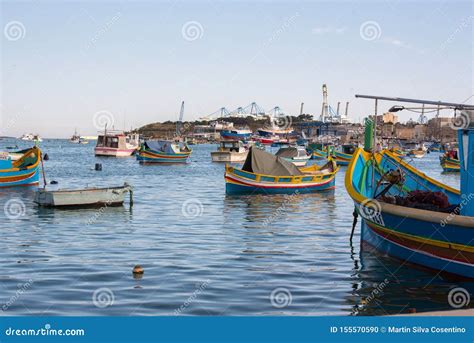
[345,148,474,229]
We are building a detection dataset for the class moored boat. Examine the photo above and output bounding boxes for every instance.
[347,94,474,278]
[275,146,311,166]
[225,147,339,194]
[137,140,192,163]
[0,147,41,187]
[34,183,132,208]
[94,130,139,157]
[439,149,460,172]
[220,129,252,141]
[19,133,42,142]
[211,140,248,162]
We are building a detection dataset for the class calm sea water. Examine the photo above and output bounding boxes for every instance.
[0,139,472,316]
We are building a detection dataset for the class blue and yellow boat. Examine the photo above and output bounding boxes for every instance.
[137,140,192,163]
[439,151,460,172]
[0,147,41,187]
[312,146,353,166]
[347,95,474,279]
[225,147,339,194]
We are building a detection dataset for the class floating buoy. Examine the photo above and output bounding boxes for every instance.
[133,265,144,274]
[133,265,144,279]
[95,163,102,171]
[43,153,49,160]
[50,180,58,185]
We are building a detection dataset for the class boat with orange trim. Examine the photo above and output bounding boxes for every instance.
[137,140,192,163]
[346,94,474,279]
[0,146,41,187]
[225,147,339,194]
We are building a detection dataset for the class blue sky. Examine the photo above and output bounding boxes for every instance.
[1,0,472,138]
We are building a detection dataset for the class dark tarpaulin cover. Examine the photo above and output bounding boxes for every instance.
[275,147,298,159]
[242,147,303,176]
[144,140,175,154]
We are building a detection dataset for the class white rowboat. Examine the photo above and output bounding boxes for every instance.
[34,183,133,208]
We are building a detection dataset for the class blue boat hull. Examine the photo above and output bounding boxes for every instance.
[225,178,335,195]
[362,220,473,278]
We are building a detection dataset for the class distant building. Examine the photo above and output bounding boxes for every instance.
[382,112,398,124]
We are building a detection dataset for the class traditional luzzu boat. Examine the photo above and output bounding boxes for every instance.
[347,94,474,279]
[439,149,460,172]
[225,147,339,194]
[312,146,352,166]
[0,147,41,187]
[137,140,192,163]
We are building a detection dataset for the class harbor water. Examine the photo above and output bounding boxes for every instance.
[0,139,472,316]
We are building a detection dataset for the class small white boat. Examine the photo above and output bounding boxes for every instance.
[19,133,42,142]
[211,140,248,162]
[275,146,311,166]
[34,183,133,208]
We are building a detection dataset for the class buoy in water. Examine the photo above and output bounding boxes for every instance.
[95,163,102,171]
[50,180,58,185]
[133,265,144,274]
[43,153,49,160]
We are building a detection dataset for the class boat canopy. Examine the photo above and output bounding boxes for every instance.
[242,147,303,176]
[144,140,177,154]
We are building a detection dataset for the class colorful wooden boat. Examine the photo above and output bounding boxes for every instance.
[348,95,474,278]
[346,147,473,278]
[34,183,132,208]
[137,140,192,163]
[225,147,339,194]
[0,147,41,187]
[275,146,311,166]
[313,147,352,166]
[439,154,460,172]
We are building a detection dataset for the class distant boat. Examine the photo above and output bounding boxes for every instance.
[220,129,252,141]
[94,129,139,157]
[211,140,248,162]
[439,149,460,172]
[70,129,89,144]
[225,147,339,194]
[0,147,41,187]
[19,133,42,142]
[275,146,311,167]
[137,140,192,163]
[34,183,132,208]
